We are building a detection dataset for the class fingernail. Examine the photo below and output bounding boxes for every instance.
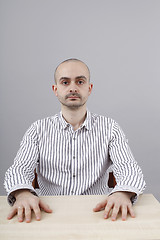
[104,214,107,219]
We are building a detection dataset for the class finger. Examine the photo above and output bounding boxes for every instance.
[17,206,24,222]
[128,204,135,218]
[111,204,120,221]
[93,200,107,212]
[121,205,127,221]
[32,204,41,221]
[104,202,114,219]
[39,199,52,213]
[7,207,17,220]
[24,206,32,223]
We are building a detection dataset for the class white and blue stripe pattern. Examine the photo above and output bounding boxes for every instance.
[4,110,146,205]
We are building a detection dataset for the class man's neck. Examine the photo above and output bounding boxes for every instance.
[61,105,87,131]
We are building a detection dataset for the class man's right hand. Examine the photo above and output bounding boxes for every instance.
[7,189,52,223]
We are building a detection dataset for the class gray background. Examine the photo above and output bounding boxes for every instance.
[1,0,160,201]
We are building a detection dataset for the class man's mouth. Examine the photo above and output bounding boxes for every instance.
[68,96,79,99]
[66,93,81,99]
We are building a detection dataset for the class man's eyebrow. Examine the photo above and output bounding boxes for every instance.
[75,76,87,80]
[59,76,87,81]
[59,77,70,81]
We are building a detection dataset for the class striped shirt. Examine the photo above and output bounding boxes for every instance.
[4,110,146,205]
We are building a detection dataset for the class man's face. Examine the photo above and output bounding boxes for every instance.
[52,61,93,109]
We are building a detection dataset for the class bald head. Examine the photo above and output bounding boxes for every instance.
[54,58,90,83]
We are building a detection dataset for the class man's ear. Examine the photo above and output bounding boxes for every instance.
[88,83,93,95]
[52,85,58,96]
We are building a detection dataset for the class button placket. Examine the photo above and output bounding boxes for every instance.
[70,131,78,194]
[72,132,76,176]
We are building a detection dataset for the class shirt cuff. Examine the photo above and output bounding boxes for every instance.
[7,184,38,206]
[108,185,140,204]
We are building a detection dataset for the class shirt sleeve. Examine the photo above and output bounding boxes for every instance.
[4,122,39,205]
[108,121,146,203]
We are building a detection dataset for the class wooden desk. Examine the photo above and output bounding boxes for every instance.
[0,194,160,240]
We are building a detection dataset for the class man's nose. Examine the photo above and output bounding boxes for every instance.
[69,83,78,92]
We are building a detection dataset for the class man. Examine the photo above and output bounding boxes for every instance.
[4,58,146,223]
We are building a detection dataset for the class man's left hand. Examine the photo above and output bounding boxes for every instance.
[93,191,135,221]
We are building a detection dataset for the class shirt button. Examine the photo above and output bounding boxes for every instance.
[73,174,76,177]
[73,156,75,159]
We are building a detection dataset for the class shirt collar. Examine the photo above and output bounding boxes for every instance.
[59,109,93,131]
[80,110,92,130]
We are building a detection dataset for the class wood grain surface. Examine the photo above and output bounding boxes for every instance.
[0,194,160,240]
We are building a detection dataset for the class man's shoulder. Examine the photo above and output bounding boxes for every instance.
[30,113,60,128]
[91,112,115,125]
[90,113,123,136]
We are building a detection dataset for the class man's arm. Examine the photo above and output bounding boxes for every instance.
[108,121,146,202]
[7,189,52,223]
[93,121,146,221]
[4,123,39,205]
[3,122,52,222]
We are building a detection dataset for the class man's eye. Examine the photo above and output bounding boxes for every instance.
[78,80,84,85]
[62,81,69,85]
